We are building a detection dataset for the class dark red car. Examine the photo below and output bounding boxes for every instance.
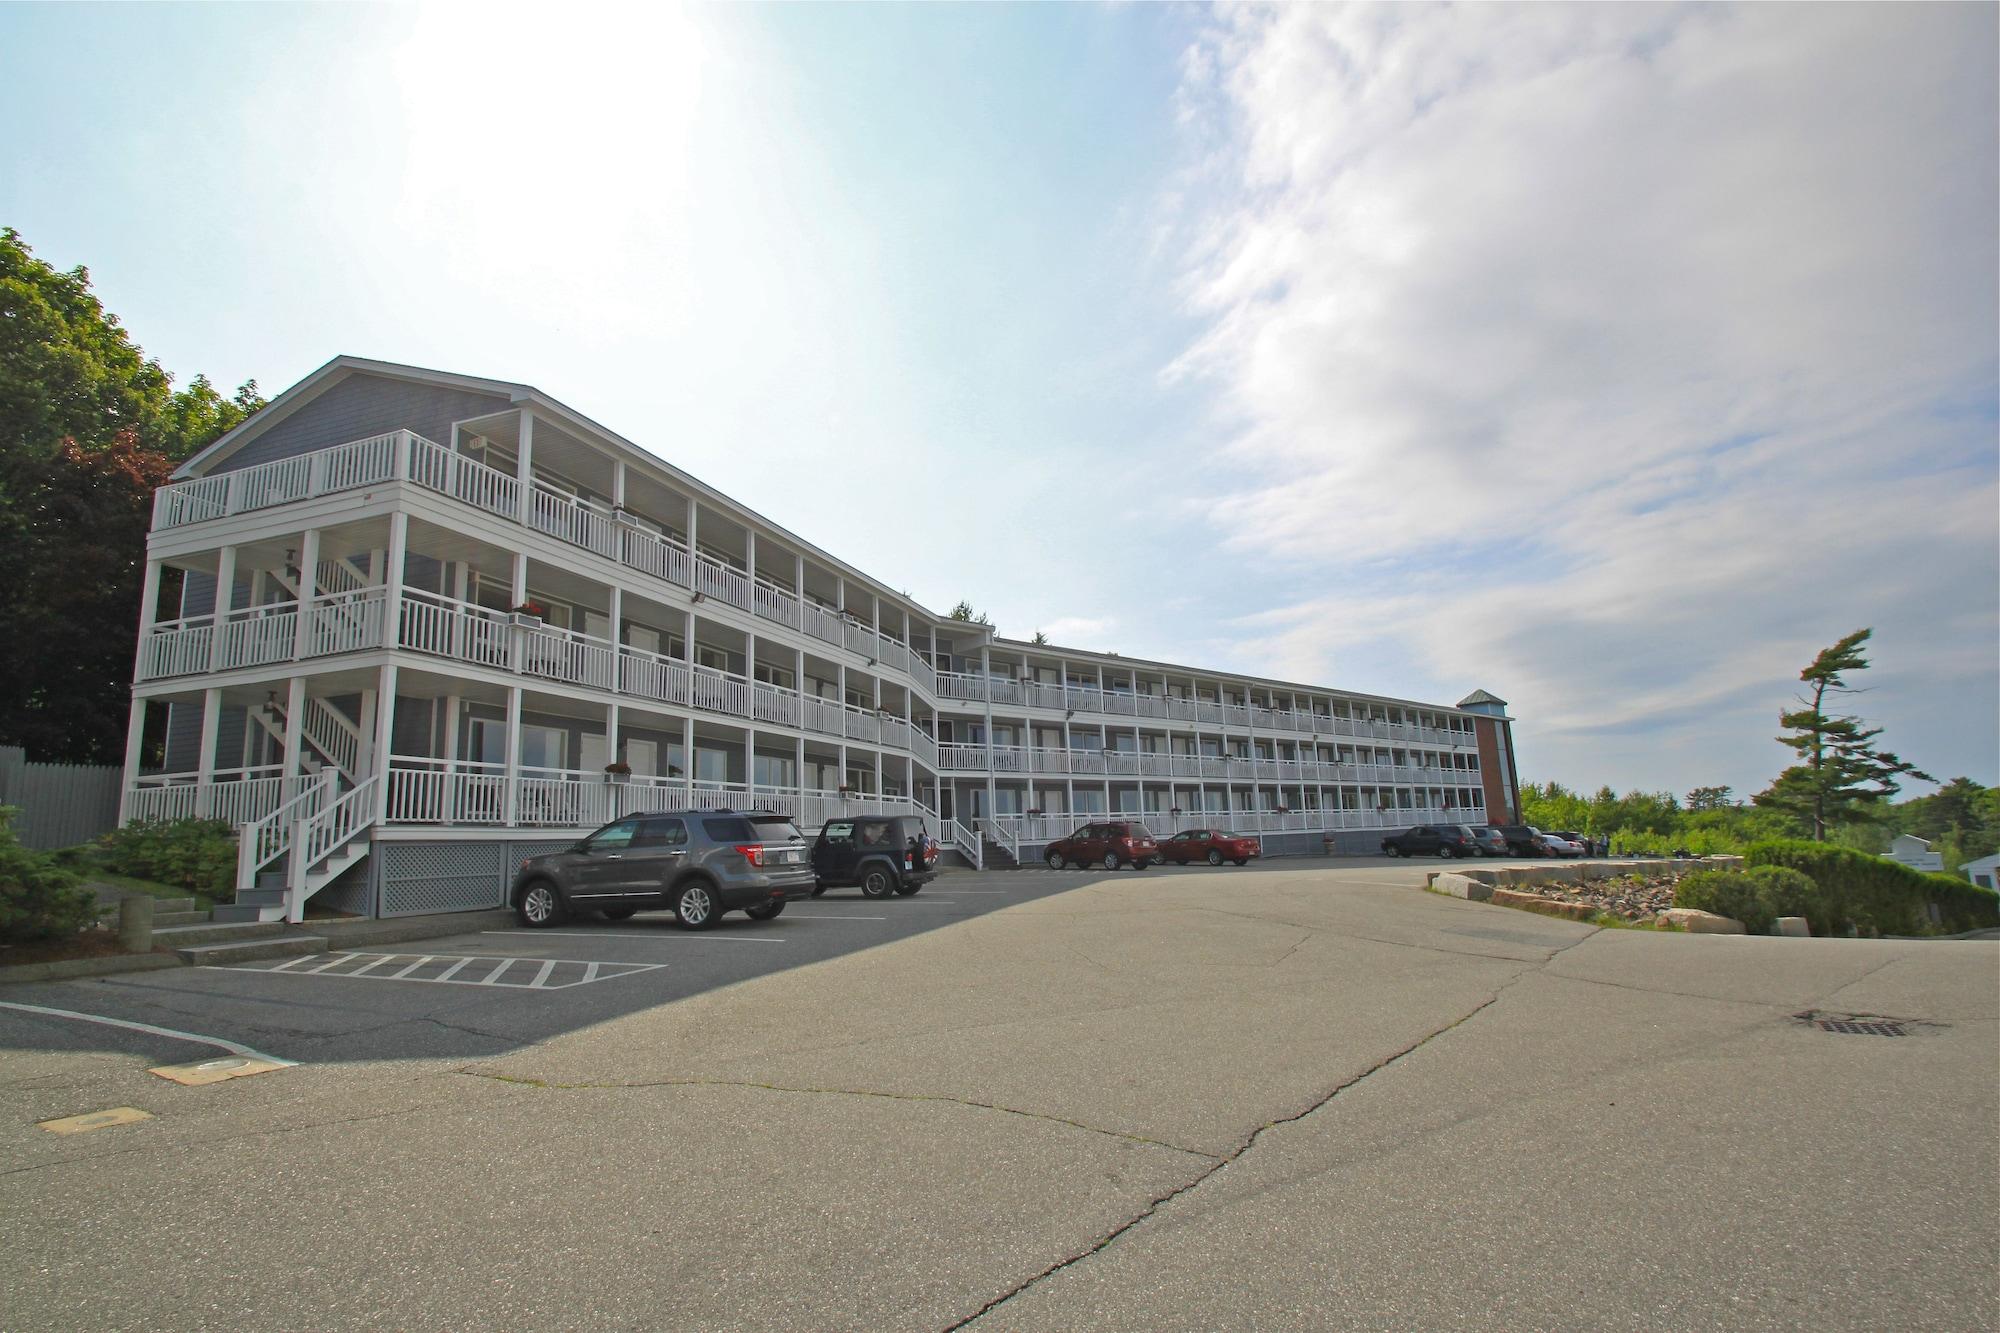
[1157,828,1262,867]
[1043,821,1159,871]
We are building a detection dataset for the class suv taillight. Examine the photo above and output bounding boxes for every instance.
[734,844,765,867]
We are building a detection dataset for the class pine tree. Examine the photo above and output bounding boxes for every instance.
[1753,629,1934,840]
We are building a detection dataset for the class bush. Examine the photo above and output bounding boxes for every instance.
[1745,865,1827,935]
[0,807,100,945]
[1744,839,1998,936]
[1924,872,2000,933]
[1610,828,1747,857]
[96,818,235,896]
[1674,870,1778,933]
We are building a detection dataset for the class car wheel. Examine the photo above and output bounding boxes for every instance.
[601,907,638,921]
[745,900,785,921]
[1102,851,1121,871]
[1233,859,1248,867]
[1046,850,1066,870]
[1438,846,1455,858]
[673,879,720,930]
[895,882,922,896]
[1384,845,1400,858]
[516,880,564,928]
[861,866,897,899]
[1133,858,1150,871]
[810,882,827,898]
[1206,849,1224,867]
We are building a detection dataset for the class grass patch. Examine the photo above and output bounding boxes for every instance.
[1586,910,1679,931]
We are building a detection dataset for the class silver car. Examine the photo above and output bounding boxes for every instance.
[512,810,814,929]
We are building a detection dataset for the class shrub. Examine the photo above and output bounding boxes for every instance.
[1674,870,1777,933]
[1610,828,1747,857]
[1924,872,2000,933]
[96,818,235,896]
[0,807,100,945]
[1743,839,1996,936]
[1745,865,1827,935]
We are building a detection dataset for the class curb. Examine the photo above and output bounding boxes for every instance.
[1,909,515,986]
[0,953,187,986]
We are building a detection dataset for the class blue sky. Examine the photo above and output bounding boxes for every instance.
[4,2,1995,800]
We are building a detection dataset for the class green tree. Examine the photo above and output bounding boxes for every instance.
[1685,785,1734,811]
[1030,630,1048,645]
[948,600,990,626]
[1753,629,1935,840]
[0,229,263,763]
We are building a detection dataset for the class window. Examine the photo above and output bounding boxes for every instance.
[521,725,567,775]
[695,644,731,673]
[586,819,638,852]
[856,820,893,847]
[635,818,686,848]
[822,820,854,844]
[702,816,755,842]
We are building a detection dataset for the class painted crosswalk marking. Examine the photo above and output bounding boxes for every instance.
[211,951,665,989]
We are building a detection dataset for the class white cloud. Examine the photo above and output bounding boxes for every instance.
[1167,2,1999,794]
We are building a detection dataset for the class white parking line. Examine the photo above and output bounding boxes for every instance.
[480,930,785,944]
[0,999,298,1067]
[781,914,889,921]
[212,951,666,990]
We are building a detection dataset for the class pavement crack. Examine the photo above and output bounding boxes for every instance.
[453,1070,1217,1158]
[946,991,1504,1329]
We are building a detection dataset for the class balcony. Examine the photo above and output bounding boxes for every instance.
[982,804,1488,847]
[151,430,937,691]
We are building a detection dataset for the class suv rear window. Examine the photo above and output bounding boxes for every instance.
[747,813,803,841]
[702,817,755,842]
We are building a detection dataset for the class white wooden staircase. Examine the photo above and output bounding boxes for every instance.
[223,770,379,924]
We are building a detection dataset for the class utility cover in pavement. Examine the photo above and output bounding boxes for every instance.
[39,1107,153,1134]
[214,952,665,989]
[150,1056,290,1086]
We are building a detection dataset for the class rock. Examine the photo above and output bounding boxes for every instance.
[1775,916,1811,938]
[1490,887,1595,921]
[1432,872,1494,902]
[1659,908,1747,935]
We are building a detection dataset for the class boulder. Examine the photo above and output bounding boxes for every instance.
[1538,864,1584,885]
[1431,872,1495,902]
[1491,887,1594,921]
[1775,916,1811,938]
[1658,908,1747,935]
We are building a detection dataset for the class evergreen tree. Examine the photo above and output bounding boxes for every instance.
[1753,629,1934,840]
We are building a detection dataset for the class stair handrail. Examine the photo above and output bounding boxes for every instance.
[947,818,983,870]
[235,769,335,892]
[287,775,378,923]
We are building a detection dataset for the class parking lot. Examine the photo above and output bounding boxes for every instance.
[0,860,1346,1069]
[6,857,1993,1332]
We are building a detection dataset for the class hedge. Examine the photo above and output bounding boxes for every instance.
[95,818,235,897]
[1744,839,2000,936]
[1673,866,1821,936]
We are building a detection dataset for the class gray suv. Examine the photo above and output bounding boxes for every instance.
[512,810,814,930]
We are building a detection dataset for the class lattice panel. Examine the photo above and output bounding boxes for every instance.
[379,841,510,917]
[315,858,373,915]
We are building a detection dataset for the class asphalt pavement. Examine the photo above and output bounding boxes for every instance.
[3,857,1994,1331]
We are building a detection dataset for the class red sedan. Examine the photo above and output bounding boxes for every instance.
[1158,828,1262,867]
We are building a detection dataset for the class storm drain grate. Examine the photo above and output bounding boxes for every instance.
[1796,1014,1909,1037]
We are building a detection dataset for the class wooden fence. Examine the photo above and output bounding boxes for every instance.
[0,747,124,850]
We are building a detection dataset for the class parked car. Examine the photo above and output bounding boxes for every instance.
[1157,828,1262,867]
[1489,824,1547,856]
[1468,827,1510,857]
[1382,824,1480,858]
[1551,830,1599,856]
[1536,832,1584,857]
[810,814,938,898]
[512,809,811,929]
[1044,821,1159,870]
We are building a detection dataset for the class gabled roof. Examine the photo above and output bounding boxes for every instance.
[172,355,538,480]
[1457,689,1508,708]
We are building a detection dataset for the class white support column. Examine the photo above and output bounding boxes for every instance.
[370,663,398,821]
[795,732,806,812]
[280,675,306,794]
[291,529,320,660]
[383,512,408,655]
[442,693,461,784]
[688,501,700,566]
[794,554,806,629]
[682,714,695,799]
[503,685,523,826]
[208,547,238,671]
[516,409,535,524]
[745,530,757,594]
[613,460,627,509]
[117,697,147,825]
[195,688,221,817]
[980,645,996,826]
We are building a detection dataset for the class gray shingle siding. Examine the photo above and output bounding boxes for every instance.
[217,374,513,474]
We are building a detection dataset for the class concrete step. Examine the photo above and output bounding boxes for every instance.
[153,920,291,948]
[209,904,288,924]
[151,910,210,927]
[175,934,328,967]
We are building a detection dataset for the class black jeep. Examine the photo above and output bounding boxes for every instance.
[809,814,939,898]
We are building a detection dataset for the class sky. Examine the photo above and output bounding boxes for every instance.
[3,1,1995,800]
